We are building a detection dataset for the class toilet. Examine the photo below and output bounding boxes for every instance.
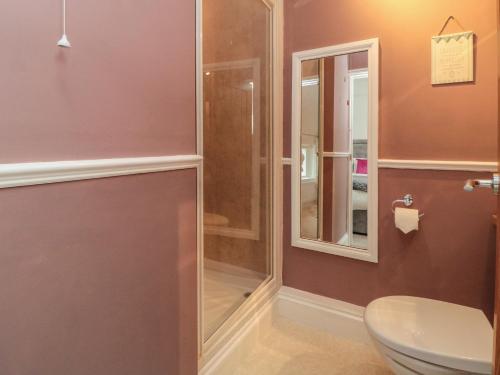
[364,296,493,375]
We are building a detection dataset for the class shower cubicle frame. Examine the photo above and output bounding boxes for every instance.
[196,0,284,367]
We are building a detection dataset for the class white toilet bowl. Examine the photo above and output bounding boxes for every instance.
[364,296,493,375]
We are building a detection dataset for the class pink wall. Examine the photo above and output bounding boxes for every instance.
[0,0,195,163]
[283,0,499,318]
[284,168,496,317]
[0,172,197,375]
[348,51,368,71]
[283,0,498,160]
[0,1,198,373]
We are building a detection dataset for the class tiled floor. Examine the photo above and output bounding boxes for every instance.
[228,317,392,375]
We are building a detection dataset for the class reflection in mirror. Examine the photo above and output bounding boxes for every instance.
[300,51,369,250]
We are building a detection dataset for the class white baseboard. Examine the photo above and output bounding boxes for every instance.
[277,286,370,343]
[199,286,371,374]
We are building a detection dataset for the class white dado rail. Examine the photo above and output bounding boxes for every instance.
[2,155,493,189]
[0,155,203,189]
[378,159,497,172]
[282,157,497,172]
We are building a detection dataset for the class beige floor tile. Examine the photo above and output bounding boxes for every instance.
[231,317,392,375]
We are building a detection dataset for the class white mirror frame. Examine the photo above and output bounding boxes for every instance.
[291,38,379,263]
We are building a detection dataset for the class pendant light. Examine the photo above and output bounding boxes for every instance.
[57,0,71,48]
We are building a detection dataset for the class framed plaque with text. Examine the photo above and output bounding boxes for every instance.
[431,31,474,85]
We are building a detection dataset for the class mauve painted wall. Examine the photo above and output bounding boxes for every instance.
[0,0,195,163]
[283,0,498,318]
[0,1,198,374]
[0,171,198,375]
[283,0,498,160]
[284,167,497,317]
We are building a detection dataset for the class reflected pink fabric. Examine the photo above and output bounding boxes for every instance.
[356,158,368,174]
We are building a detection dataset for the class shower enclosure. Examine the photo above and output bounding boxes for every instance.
[201,0,276,345]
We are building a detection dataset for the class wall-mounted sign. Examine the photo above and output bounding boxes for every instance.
[431,31,474,85]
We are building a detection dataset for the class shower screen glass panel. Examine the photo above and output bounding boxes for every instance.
[202,0,272,341]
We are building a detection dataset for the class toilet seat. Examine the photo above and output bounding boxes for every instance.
[364,296,493,374]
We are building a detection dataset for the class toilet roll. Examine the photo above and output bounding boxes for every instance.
[394,207,419,234]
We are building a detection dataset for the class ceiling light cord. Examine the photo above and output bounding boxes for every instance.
[57,0,71,48]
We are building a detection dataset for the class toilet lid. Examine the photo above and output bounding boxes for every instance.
[364,296,493,374]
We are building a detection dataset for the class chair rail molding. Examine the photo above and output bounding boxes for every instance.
[282,157,497,172]
[0,155,203,189]
[378,159,498,172]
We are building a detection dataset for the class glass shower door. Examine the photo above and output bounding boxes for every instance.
[202,0,273,341]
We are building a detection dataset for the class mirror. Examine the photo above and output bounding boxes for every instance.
[292,39,378,262]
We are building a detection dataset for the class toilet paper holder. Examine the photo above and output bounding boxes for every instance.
[392,194,424,218]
